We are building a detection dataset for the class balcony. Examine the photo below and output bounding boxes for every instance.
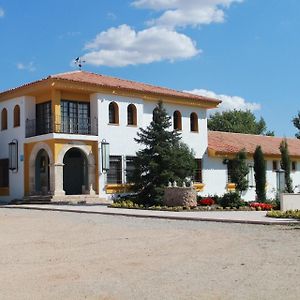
[26,115,98,138]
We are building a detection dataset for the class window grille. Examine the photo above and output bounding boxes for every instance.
[107,156,122,184]
[194,159,202,183]
[125,156,135,183]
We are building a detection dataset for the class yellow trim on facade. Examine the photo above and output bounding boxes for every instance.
[36,92,51,104]
[193,183,205,192]
[105,184,134,194]
[51,89,61,131]
[24,139,99,195]
[227,183,236,192]
[0,187,9,196]
[208,148,300,160]
[61,91,90,102]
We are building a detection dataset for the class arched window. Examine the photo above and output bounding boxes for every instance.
[108,102,119,124]
[173,110,182,130]
[14,105,21,128]
[1,108,8,130]
[127,104,137,126]
[190,112,198,132]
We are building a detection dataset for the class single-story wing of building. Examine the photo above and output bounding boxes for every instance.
[203,131,300,201]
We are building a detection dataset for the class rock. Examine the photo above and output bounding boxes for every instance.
[163,187,197,208]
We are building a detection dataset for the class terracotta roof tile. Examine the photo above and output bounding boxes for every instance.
[50,71,220,104]
[0,71,221,106]
[208,131,300,157]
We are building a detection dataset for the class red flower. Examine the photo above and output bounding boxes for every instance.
[198,197,215,206]
[250,202,273,210]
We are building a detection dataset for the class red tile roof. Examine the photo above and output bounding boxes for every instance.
[0,71,221,106]
[51,71,220,104]
[208,131,300,158]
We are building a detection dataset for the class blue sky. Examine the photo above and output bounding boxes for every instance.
[0,0,299,137]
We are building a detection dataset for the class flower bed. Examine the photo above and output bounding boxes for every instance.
[250,202,273,211]
[198,197,215,206]
[110,200,257,212]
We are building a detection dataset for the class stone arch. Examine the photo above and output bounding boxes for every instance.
[56,142,96,195]
[29,142,54,195]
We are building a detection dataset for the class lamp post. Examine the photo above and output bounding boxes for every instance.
[101,139,110,172]
[8,139,18,172]
[276,168,285,199]
[247,163,254,188]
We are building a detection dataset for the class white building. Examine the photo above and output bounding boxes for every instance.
[0,71,219,203]
[203,131,300,201]
[0,71,299,203]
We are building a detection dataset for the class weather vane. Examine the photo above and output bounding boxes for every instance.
[75,57,86,70]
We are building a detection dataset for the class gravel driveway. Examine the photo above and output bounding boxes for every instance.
[0,209,299,300]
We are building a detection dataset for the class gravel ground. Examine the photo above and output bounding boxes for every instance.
[0,209,299,300]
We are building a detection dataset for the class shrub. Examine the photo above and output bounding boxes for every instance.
[267,210,300,220]
[198,197,215,206]
[269,198,280,210]
[219,192,245,208]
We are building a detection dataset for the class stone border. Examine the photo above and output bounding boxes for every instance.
[1,205,299,226]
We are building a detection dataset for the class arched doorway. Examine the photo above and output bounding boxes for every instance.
[63,148,88,195]
[35,149,50,194]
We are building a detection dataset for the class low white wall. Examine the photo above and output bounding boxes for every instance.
[280,193,300,211]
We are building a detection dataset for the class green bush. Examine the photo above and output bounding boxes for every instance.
[267,210,300,220]
[219,192,245,208]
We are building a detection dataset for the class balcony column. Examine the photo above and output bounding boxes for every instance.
[88,162,96,195]
[51,162,66,197]
[51,89,61,133]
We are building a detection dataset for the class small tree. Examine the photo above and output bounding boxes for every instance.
[208,109,274,135]
[228,149,249,194]
[253,146,266,202]
[292,112,300,139]
[130,102,196,205]
[280,139,293,193]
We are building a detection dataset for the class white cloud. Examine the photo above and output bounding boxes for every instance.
[132,0,243,28]
[0,7,4,18]
[83,24,199,67]
[16,62,36,72]
[107,12,117,20]
[185,89,261,114]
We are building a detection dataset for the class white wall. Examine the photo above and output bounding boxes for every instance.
[94,93,208,198]
[202,155,300,202]
[0,96,32,202]
[281,193,300,211]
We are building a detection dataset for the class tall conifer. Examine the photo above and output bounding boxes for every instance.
[253,146,266,202]
[130,102,196,205]
[280,139,293,193]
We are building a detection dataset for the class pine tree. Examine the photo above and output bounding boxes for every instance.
[130,102,196,205]
[292,112,300,139]
[280,139,293,193]
[228,149,249,194]
[253,146,266,202]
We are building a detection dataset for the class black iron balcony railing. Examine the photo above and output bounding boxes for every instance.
[26,115,98,138]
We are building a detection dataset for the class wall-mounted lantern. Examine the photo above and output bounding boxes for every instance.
[101,139,110,172]
[9,139,18,172]
[276,168,285,193]
[247,163,255,188]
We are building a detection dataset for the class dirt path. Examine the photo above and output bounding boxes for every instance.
[0,209,299,300]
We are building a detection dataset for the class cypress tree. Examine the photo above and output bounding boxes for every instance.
[253,146,266,202]
[130,102,196,205]
[228,149,249,194]
[279,139,293,193]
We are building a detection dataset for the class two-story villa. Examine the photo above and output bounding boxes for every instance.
[0,71,220,203]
